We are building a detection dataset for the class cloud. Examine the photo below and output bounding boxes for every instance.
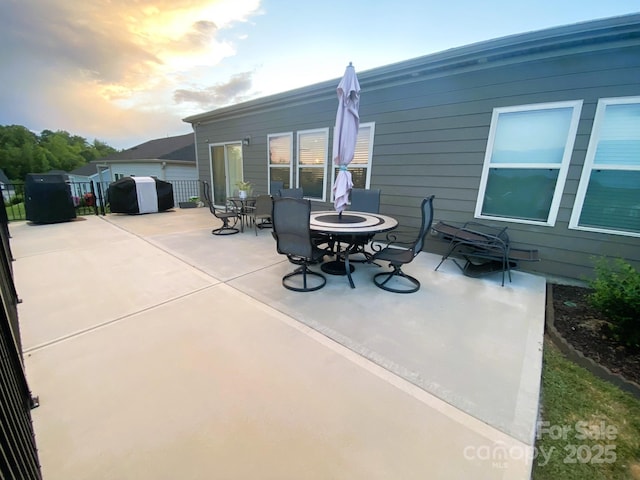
[0,1,163,85]
[173,71,254,109]
[176,20,219,50]
[0,0,262,148]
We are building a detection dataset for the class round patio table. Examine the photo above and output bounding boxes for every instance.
[310,211,398,288]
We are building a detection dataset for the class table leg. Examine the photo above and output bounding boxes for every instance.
[344,248,355,289]
[320,239,356,280]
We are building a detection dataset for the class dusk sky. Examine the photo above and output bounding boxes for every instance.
[1,0,638,149]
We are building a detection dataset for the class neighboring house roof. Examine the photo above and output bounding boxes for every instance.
[0,169,9,185]
[46,169,69,177]
[69,164,108,176]
[160,142,196,161]
[97,133,195,163]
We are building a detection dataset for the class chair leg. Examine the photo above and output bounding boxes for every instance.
[211,217,239,235]
[282,265,326,292]
[212,226,239,235]
[435,242,458,271]
[373,265,421,293]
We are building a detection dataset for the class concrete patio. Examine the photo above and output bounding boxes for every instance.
[12,207,546,479]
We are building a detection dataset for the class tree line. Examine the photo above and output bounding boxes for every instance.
[0,125,119,181]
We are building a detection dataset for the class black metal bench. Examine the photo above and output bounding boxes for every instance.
[432,221,539,286]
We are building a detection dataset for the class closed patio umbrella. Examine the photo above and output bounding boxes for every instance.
[332,63,361,213]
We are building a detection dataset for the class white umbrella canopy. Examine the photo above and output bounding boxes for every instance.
[332,63,361,213]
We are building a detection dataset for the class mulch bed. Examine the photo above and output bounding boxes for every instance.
[551,284,640,387]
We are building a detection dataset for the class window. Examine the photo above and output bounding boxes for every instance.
[297,128,329,201]
[331,122,375,199]
[569,97,640,237]
[475,101,582,225]
[268,133,293,190]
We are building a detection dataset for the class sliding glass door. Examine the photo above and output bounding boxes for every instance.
[210,143,243,205]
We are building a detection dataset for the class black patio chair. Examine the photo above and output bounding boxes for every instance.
[350,188,381,213]
[371,195,435,293]
[432,221,539,286]
[272,197,327,292]
[245,194,273,235]
[278,187,304,199]
[202,181,241,235]
[346,188,381,263]
[270,180,284,196]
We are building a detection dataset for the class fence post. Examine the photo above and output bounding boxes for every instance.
[96,182,106,216]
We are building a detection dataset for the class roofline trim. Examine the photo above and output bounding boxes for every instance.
[183,13,640,124]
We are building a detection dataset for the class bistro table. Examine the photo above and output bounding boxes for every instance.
[309,210,398,288]
[228,196,256,232]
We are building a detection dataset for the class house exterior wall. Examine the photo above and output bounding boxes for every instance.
[104,162,196,182]
[164,164,198,182]
[187,15,640,281]
[109,162,164,180]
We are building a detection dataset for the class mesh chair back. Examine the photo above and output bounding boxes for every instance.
[278,188,304,199]
[270,180,284,196]
[272,197,312,259]
[202,181,215,213]
[253,194,273,216]
[202,181,228,215]
[350,188,380,213]
[414,196,435,254]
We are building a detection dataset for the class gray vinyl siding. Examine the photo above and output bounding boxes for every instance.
[164,164,197,182]
[188,14,640,281]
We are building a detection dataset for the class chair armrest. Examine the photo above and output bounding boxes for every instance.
[371,230,417,252]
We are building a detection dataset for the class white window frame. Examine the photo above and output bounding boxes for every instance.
[296,128,329,201]
[208,141,244,204]
[330,122,375,202]
[569,96,640,238]
[267,132,293,190]
[475,100,583,226]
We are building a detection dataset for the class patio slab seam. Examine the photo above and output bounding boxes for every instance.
[23,283,221,354]
[101,215,291,285]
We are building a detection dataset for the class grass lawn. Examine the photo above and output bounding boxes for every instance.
[6,202,25,221]
[533,337,640,479]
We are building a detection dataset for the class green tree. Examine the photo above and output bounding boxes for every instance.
[0,125,119,180]
[82,139,117,162]
[38,129,86,172]
[94,139,118,158]
[0,125,46,179]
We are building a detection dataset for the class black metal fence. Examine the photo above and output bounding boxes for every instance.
[170,180,201,205]
[2,179,201,222]
[0,204,42,478]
